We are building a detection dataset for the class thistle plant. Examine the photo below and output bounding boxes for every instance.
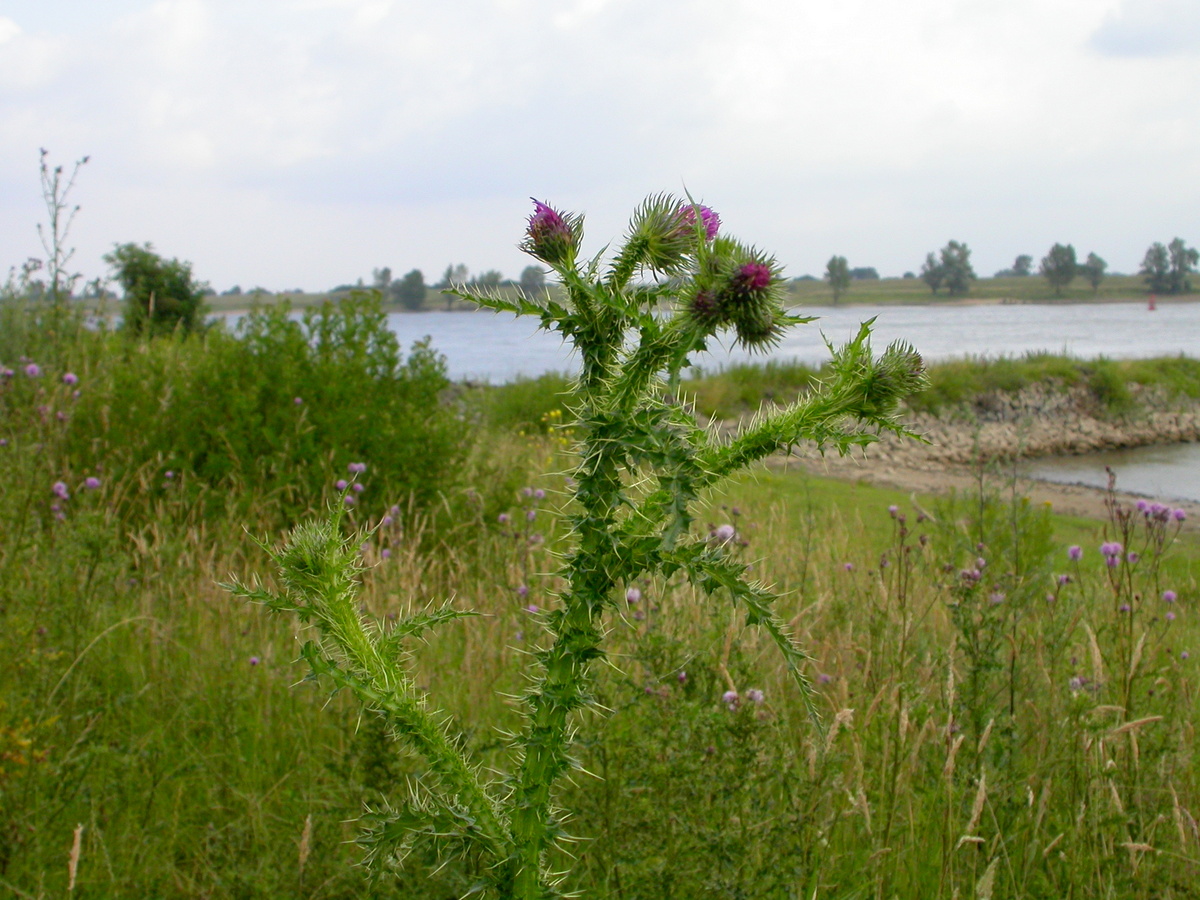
[226,194,927,898]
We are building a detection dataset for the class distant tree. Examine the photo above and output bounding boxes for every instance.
[1080,252,1106,294]
[439,263,469,290]
[393,268,427,310]
[373,267,393,292]
[902,271,915,280]
[222,285,243,296]
[1013,254,1033,277]
[519,265,547,297]
[1168,237,1199,293]
[1141,242,1170,293]
[104,242,208,336]
[849,266,879,280]
[1039,243,1077,296]
[473,270,503,289]
[920,252,944,295]
[825,255,850,303]
[922,241,975,297]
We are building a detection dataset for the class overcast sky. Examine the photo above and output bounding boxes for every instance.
[2,0,1199,293]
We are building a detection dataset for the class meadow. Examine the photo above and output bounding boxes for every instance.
[2,295,1199,899]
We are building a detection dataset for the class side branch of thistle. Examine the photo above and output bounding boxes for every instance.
[221,513,515,886]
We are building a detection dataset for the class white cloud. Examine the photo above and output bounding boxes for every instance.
[1091,0,1200,56]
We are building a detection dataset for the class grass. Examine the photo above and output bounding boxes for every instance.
[4,298,1200,897]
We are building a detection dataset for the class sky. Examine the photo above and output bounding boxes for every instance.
[2,0,1199,293]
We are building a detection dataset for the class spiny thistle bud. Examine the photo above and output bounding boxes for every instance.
[521,199,580,267]
[676,204,720,242]
[734,307,786,350]
[688,288,722,322]
[727,261,773,300]
[857,342,927,417]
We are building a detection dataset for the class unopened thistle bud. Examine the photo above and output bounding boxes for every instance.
[522,199,580,267]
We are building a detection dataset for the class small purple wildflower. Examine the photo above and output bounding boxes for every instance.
[526,509,537,522]
[0,439,7,447]
[1164,590,1177,603]
[678,671,688,683]
[525,199,576,265]
[1057,574,1070,585]
[294,397,303,405]
[729,262,772,295]
[83,476,101,490]
[249,656,260,666]
[887,505,899,517]
[1068,676,1084,692]
[1166,611,1177,621]
[818,673,833,684]
[62,372,78,386]
[498,512,510,524]
[524,604,539,614]
[843,562,853,571]
[746,689,764,704]
[1068,545,1082,561]
[381,548,391,559]
[352,482,364,493]
[533,488,545,500]
[24,363,40,378]
[343,495,356,506]
[722,690,739,706]
[989,591,1005,605]
[165,470,175,480]
[348,462,366,474]
[626,586,641,604]
[1137,500,1148,512]
[1174,509,1187,522]
[335,479,348,491]
[712,523,736,544]
[1127,552,1140,564]
[381,515,393,527]
[51,481,69,500]
[1183,651,1190,660]
[1119,604,1131,613]
[516,585,529,599]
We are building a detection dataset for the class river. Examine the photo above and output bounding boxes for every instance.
[369,300,1200,382]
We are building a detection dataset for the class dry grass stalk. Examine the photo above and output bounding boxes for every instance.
[974,856,998,900]
[298,813,313,880]
[67,823,83,892]
[957,773,988,849]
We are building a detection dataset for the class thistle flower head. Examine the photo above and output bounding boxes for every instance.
[62,372,78,386]
[522,199,580,267]
[676,203,720,241]
[51,481,69,500]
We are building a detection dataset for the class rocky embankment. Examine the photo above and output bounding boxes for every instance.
[776,382,1200,522]
[850,383,1200,470]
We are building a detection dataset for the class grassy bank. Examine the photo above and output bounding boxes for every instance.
[4,299,1200,898]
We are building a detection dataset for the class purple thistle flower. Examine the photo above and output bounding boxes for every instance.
[1127,552,1139,564]
[1119,604,1131,613]
[381,515,393,527]
[1182,651,1190,660]
[343,494,356,506]
[730,262,772,295]
[524,603,539,614]
[294,396,303,405]
[51,481,69,500]
[843,562,853,571]
[989,591,1005,605]
[746,688,764,703]
[533,488,545,500]
[516,585,529,598]
[1068,545,1082,561]
[83,476,101,490]
[498,513,510,524]
[1173,509,1187,522]
[526,508,537,522]
[352,482,364,493]
[722,689,739,706]
[626,586,641,604]
[335,479,348,491]
[524,199,577,265]
[817,673,833,684]
[1101,541,1123,557]
[165,470,175,479]
[381,548,391,559]
[1057,574,1071,585]
[348,462,366,474]
[1164,590,1177,603]
[24,363,41,378]
[678,670,688,683]
[1137,500,1148,512]
[712,523,736,544]
[62,372,78,386]
[1166,611,1177,621]
[676,204,720,241]
[887,505,899,517]
[0,439,8,447]
[249,656,260,666]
